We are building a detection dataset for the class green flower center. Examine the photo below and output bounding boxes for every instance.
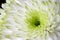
[25,9,50,39]
[25,9,49,30]
[34,20,40,26]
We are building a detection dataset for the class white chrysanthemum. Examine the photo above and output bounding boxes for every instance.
[0,0,60,40]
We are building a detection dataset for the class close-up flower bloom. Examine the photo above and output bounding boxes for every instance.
[0,0,60,40]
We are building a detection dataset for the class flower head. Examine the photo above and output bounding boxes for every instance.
[0,0,60,40]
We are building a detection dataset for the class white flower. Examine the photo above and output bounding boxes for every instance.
[0,0,60,40]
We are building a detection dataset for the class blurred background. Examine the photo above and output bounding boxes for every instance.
[0,0,6,8]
